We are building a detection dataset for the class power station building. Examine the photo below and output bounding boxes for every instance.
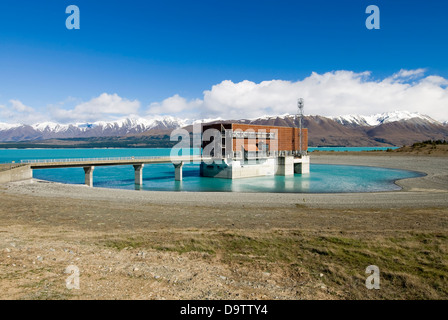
[200,123,310,179]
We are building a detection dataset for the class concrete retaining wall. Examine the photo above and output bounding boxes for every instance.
[0,165,33,184]
[201,159,277,179]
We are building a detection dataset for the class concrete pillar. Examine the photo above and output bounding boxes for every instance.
[133,164,144,185]
[275,156,294,176]
[83,166,94,187]
[294,156,310,174]
[174,162,184,181]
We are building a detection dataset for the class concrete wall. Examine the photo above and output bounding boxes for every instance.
[294,156,310,174]
[0,165,33,184]
[200,159,276,179]
[275,156,294,176]
[232,159,276,178]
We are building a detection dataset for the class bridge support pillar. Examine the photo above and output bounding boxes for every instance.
[133,164,144,185]
[174,162,184,181]
[83,166,94,187]
[275,156,294,176]
[294,156,310,174]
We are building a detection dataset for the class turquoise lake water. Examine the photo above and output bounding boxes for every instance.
[0,147,423,193]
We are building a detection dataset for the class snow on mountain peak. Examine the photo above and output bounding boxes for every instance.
[32,122,70,133]
[0,122,21,131]
[332,111,439,127]
[250,113,292,121]
[375,111,437,124]
[192,117,223,124]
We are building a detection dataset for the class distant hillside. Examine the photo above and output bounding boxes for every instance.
[0,134,177,149]
[365,119,448,146]
[394,140,448,155]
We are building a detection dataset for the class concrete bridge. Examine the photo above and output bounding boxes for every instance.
[20,156,206,187]
[3,154,309,187]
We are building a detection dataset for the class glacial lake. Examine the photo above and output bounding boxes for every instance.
[0,147,423,193]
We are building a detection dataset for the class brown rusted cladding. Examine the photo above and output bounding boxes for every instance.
[202,123,308,152]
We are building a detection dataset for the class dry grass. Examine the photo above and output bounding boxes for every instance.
[395,143,448,156]
[100,228,448,300]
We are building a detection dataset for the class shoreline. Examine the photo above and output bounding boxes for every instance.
[3,154,448,209]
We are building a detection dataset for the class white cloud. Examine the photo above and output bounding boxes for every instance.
[147,94,202,117]
[147,69,448,121]
[1,70,447,125]
[10,99,35,113]
[50,93,141,123]
[1,93,141,124]
[0,100,44,124]
[390,68,426,81]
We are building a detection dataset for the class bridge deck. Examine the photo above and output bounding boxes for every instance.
[19,155,307,169]
[22,156,205,169]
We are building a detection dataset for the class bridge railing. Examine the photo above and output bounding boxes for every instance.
[20,155,201,164]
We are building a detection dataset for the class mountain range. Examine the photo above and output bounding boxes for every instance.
[0,116,191,142]
[0,111,447,147]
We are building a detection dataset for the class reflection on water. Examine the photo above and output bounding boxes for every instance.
[33,163,423,194]
[298,175,311,192]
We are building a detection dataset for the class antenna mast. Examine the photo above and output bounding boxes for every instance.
[298,98,304,156]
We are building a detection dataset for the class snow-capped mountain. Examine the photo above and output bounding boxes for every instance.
[331,111,439,127]
[240,111,448,147]
[31,122,72,134]
[0,116,191,142]
[243,111,441,127]
[0,111,447,146]
[82,116,190,134]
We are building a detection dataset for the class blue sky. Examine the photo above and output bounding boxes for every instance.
[0,0,447,123]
